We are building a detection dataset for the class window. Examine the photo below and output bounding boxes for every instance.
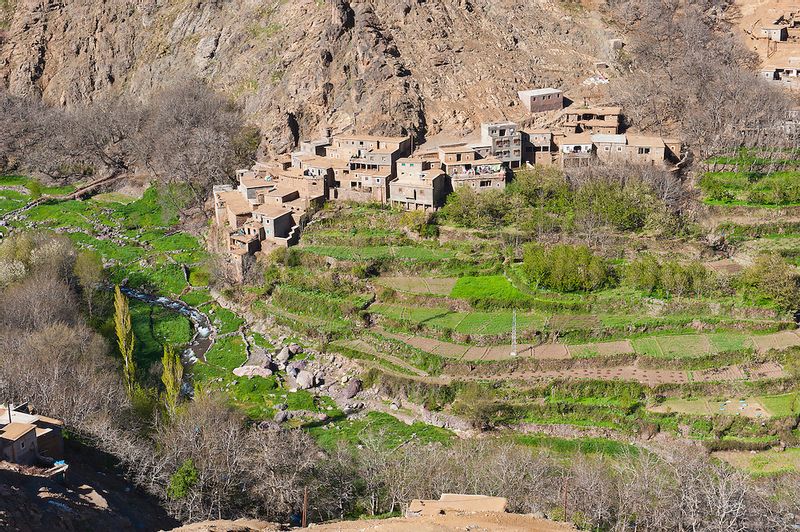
[617,146,623,151]
[638,147,651,155]
[480,180,492,187]
[376,178,381,184]
[456,153,462,162]
[499,129,506,136]
[604,146,610,151]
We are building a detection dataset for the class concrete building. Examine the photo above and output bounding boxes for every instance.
[518,88,564,113]
[563,106,622,134]
[473,122,522,168]
[0,404,64,465]
[761,25,789,42]
[390,159,449,211]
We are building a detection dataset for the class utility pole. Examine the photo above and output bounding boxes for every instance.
[302,486,308,528]
[510,309,517,357]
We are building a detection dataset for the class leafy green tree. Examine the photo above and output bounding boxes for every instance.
[738,253,800,310]
[114,285,137,397]
[441,186,481,227]
[74,250,104,318]
[27,180,42,199]
[161,344,184,417]
[522,243,611,292]
[623,254,662,294]
[167,459,199,499]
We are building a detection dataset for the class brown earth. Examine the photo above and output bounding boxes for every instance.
[0,1,620,154]
[171,512,574,532]
[0,450,178,532]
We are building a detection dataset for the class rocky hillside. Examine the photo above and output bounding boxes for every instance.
[0,0,617,154]
[0,460,178,531]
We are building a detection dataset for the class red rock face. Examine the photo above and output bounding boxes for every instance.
[0,1,608,154]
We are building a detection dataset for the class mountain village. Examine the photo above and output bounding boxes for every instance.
[213,91,684,277]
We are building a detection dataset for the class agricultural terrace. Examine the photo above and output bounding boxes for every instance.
[223,196,800,466]
[699,148,800,207]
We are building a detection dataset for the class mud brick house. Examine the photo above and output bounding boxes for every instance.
[591,133,628,161]
[521,130,555,166]
[324,134,412,202]
[518,88,564,113]
[563,106,622,134]
[0,404,64,465]
[429,144,508,192]
[213,164,325,279]
[390,158,449,211]
[558,133,594,167]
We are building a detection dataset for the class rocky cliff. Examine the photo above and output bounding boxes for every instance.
[0,0,616,154]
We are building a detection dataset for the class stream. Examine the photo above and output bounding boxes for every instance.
[118,286,215,365]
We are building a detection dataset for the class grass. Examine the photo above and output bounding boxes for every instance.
[714,448,800,476]
[307,411,453,451]
[120,300,193,371]
[203,336,247,371]
[370,303,547,336]
[181,290,213,307]
[699,170,800,207]
[650,394,798,418]
[515,434,638,456]
[758,394,799,418]
[301,245,455,262]
[631,332,753,358]
[450,275,531,306]
[207,305,245,335]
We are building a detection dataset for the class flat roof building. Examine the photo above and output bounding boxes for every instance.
[518,88,564,113]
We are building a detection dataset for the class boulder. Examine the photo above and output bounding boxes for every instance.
[344,378,362,399]
[296,370,315,390]
[276,346,291,365]
[233,366,273,379]
[287,360,307,378]
[276,403,288,411]
[288,343,303,355]
[274,411,289,423]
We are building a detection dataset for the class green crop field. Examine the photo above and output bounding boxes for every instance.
[699,170,800,207]
[370,303,546,335]
[375,276,457,295]
[450,275,531,306]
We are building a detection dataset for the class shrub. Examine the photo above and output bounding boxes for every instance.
[167,459,199,499]
[738,253,800,310]
[522,243,611,292]
[623,255,710,297]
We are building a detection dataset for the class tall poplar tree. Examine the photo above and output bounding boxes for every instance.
[161,344,183,417]
[114,285,136,397]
